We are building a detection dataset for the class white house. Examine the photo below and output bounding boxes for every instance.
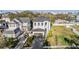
[32,16,51,36]
[1,14,10,22]
[7,20,19,30]
[53,19,79,28]
[76,15,79,22]
[54,19,69,24]
[3,27,22,38]
[53,19,71,26]
[2,18,23,39]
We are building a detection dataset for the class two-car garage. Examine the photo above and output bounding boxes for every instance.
[32,28,45,37]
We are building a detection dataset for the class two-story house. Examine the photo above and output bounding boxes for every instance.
[7,20,19,30]
[18,17,31,32]
[32,16,50,37]
[3,27,22,39]
[8,17,31,32]
[76,15,79,22]
[3,19,22,39]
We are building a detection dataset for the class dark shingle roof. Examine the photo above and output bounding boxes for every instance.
[33,16,50,22]
[14,28,21,34]
[0,22,8,29]
[18,17,30,23]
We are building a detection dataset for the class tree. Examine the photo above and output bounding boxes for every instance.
[55,14,69,20]
[23,36,35,47]
[8,13,17,20]
[5,38,19,48]
[0,38,6,48]
[43,39,50,46]
[17,11,35,18]
[47,30,52,38]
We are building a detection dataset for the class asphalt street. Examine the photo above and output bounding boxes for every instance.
[14,32,28,49]
[32,36,44,49]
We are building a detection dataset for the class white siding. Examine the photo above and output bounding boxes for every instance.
[8,23,19,30]
[22,22,30,31]
[2,18,10,22]
[77,15,79,21]
[3,33,16,38]
[33,22,45,29]
[33,31,45,36]
[33,21,50,36]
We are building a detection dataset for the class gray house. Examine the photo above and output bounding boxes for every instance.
[15,17,31,32]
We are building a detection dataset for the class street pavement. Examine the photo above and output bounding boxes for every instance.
[14,32,28,49]
[32,36,44,49]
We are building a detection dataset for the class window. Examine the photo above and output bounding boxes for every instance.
[45,28,47,31]
[45,22,47,26]
[34,23,36,26]
[38,23,40,26]
[9,24,15,27]
[41,23,43,26]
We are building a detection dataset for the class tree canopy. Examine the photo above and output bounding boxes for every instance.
[3,11,77,22]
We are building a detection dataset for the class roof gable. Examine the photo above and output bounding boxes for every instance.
[18,17,30,23]
[33,16,50,22]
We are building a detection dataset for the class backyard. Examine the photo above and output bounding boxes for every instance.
[47,26,79,48]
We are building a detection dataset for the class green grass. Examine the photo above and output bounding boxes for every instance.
[57,35,69,46]
[47,26,77,46]
[0,20,5,23]
[23,36,35,47]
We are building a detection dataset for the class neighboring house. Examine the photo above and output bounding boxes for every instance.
[1,14,10,22]
[3,27,22,38]
[76,15,79,24]
[18,17,31,32]
[32,16,51,36]
[69,20,76,24]
[53,19,71,26]
[54,19,69,24]
[53,19,79,28]
[13,18,22,30]
[76,15,79,22]
[7,20,19,30]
